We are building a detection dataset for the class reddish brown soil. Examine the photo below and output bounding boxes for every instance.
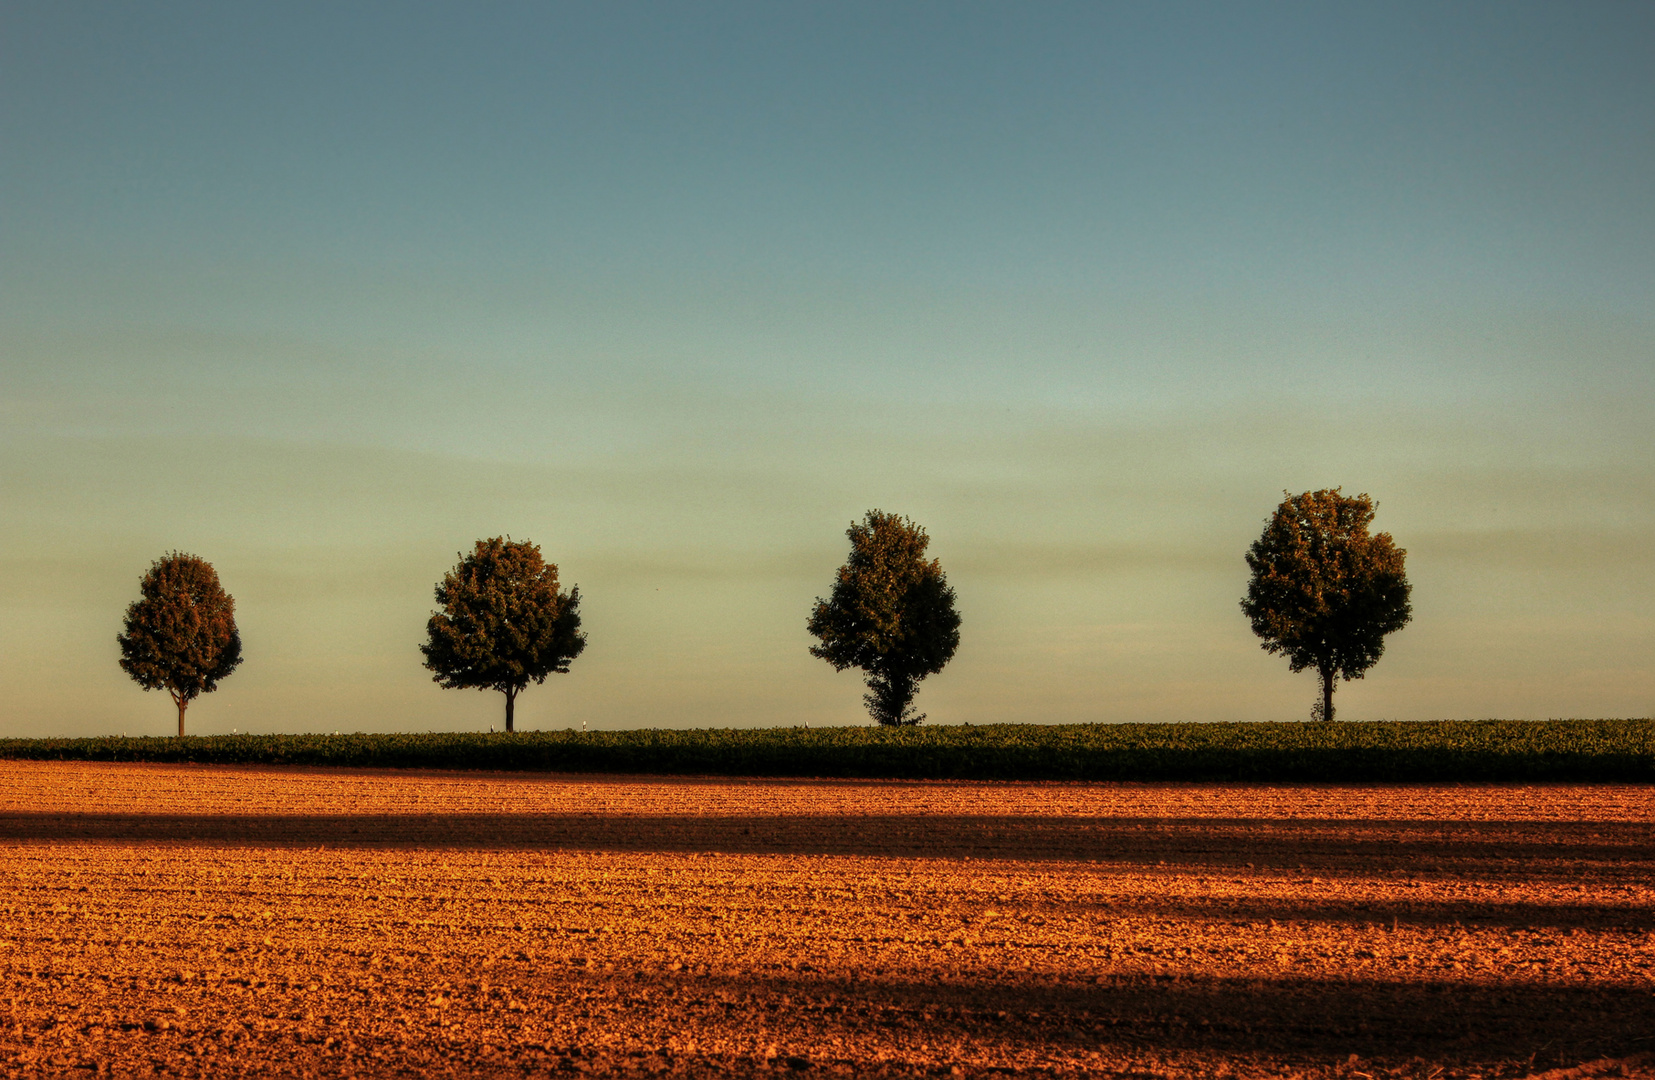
[2,762,1652,1078]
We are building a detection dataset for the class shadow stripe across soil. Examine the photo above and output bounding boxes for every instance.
[12,810,1653,870]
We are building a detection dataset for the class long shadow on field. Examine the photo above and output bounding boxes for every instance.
[8,811,1651,874]
[1090,895,1655,931]
[637,967,1654,1073]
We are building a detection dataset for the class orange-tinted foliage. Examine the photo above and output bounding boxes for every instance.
[2,763,1651,1078]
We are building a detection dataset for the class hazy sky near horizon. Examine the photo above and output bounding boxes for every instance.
[2,2,1651,736]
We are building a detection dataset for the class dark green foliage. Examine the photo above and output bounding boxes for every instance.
[808,510,962,725]
[116,552,243,737]
[421,537,585,733]
[5,720,1650,782]
[1242,489,1412,722]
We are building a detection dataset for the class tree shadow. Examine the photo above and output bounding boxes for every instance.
[7,811,1649,870]
[1060,894,1655,931]
[11,810,1652,933]
[520,964,1655,1076]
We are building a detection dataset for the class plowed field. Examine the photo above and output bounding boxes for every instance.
[2,762,1651,1078]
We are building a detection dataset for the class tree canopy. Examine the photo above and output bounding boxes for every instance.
[117,552,244,737]
[807,510,961,726]
[420,537,585,732]
[1240,489,1412,722]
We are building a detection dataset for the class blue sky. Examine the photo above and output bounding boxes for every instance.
[2,2,1651,735]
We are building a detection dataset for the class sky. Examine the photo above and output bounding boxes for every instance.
[2,1,1651,737]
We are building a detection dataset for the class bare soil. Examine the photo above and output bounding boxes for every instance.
[2,762,1651,1078]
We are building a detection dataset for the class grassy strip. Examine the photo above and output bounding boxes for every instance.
[1,719,1651,781]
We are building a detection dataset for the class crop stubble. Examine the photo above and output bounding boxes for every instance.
[1,762,1651,1078]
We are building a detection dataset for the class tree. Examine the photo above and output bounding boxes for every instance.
[807,510,962,726]
[420,537,585,732]
[1240,489,1412,722]
[117,552,244,737]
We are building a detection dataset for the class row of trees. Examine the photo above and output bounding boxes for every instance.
[117,489,1411,734]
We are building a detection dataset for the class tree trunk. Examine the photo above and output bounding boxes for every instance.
[175,695,188,738]
[504,687,516,733]
[865,673,922,726]
[1320,667,1336,722]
